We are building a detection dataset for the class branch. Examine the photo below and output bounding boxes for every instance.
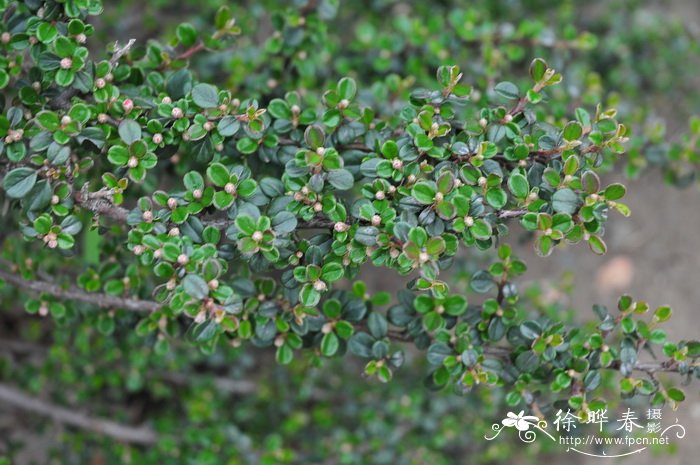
[0,261,159,313]
[110,39,136,66]
[0,383,157,444]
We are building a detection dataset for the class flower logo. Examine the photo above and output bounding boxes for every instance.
[502,411,540,431]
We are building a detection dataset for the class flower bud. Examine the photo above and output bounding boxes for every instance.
[161,96,172,104]
[167,197,178,209]
[1,32,10,44]
[334,222,349,232]
[61,115,72,126]
[192,189,202,200]
[252,231,264,242]
[122,98,134,113]
[153,133,163,144]
[97,113,108,123]
[141,210,153,222]
[375,190,385,200]
[208,279,219,290]
[75,33,87,44]
[127,156,139,168]
[313,202,323,212]
[168,227,180,237]
[177,254,189,265]
[60,57,73,70]
[171,107,184,119]
[224,183,236,194]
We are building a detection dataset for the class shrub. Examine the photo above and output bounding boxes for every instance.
[0,0,698,463]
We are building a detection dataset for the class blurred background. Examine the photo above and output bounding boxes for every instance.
[2,0,700,463]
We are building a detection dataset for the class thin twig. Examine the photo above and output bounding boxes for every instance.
[0,383,157,444]
[0,261,159,313]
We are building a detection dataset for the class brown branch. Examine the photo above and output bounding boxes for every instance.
[0,261,159,313]
[0,383,157,444]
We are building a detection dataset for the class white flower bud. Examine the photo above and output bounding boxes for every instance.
[338,99,350,109]
[1,32,10,44]
[321,322,333,334]
[313,280,327,292]
[127,156,139,168]
[167,197,177,209]
[60,57,73,70]
[316,147,326,156]
[334,222,349,232]
[224,183,236,195]
[313,202,323,212]
[479,118,488,128]
[171,107,184,119]
[208,279,219,290]
[97,113,108,123]
[231,98,241,107]
[418,252,430,263]
[464,216,474,227]
[375,190,385,200]
[391,159,403,170]
[177,254,189,265]
[168,227,180,237]
[203,121,214,131]
[192,189,202,199]
[51,195,60,205]
[61,115,72,126]
[141,210,153,222]
[75,33,87,44]
[291,104,301,114]
[122,99,134,112]
[274,335,285,347]
[371,214,381,226]
[194,311,206,324]
[153,133,163,144]
[132,245,145,255]
[252,231,264,242]
[161,96,172,104]
[503,114,513,123]
[477,176,487,187]
[434,192,444,202]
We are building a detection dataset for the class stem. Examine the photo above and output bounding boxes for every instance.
[0,261,158,313]
[0,383,157,444]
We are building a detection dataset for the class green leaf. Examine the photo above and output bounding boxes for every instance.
[588,234,607,255]
[337,77,357,100]
[217,116,240,136]
[508,173,529,199]
[529,58,548,81]
[183,171,204,191]
[206,162,230,187]
[299,283,320,306]
[321,262,344,283]
[235,215,257,235]
[327,169,354,190]
[320,331,340,356]
[119,119,142,145]
[667,387,685,402]
[604,183,626,200]
[552,188,580,214]
[176,22,198,47]
[412,182,436,204]
[3,168,37,198]
[107,145,129,165]
[304,125,325,149]
[183,274,209,299]
[191,83,219,108]
[268,99,292,119]
[654,305,672,323]
[367,312,388,339]
[562,121,583,141]
[485,187,507,209]
[36,111,60,131]
[494,81,519,100]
